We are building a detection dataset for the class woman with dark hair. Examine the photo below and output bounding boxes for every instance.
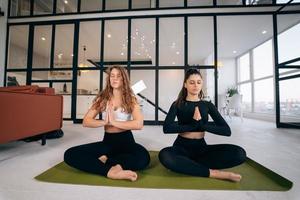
[159,68,246,182]
[64,66,150,181]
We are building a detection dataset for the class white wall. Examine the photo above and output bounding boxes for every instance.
[218,58,236,95]
[0,1,8,87]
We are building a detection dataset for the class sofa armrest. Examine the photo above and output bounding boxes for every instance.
[0,92,63,144]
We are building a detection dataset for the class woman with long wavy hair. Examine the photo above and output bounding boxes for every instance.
[64,66,150,181]
[159,68,246,182]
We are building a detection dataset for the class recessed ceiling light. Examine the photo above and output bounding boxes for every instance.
[172,62,176,65]
[64,0,68,4]
[121,52,124,56]
[176,51,180,55]
[107,34,111,38]
[71,54,74,57]
[262,30,267,34]
[233,50,237,54]
[41,37,46,41]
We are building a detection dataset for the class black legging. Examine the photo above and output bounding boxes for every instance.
[159,135,246,177]
[64,130,150,176]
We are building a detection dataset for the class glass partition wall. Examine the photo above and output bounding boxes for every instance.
[276,13,300,128]
[5,5,300,127]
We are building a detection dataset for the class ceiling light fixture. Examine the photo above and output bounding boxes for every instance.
[233,50,237,54]
[262,30,267,34]
[107,34,111,38]
[41,37,46,41]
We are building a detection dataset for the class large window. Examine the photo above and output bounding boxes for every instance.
[56,0,77,13]
[7,25,29,69]
[131,19,156,66]
[78,21,102,68]
[159,18,184,66]
[254,78,274,114]
[159,70,184,120]
[32,25,52,68]
[131,70,156,120]
[104,20,128,62]
[237,40,275,114]
[10,0,30,16]
[34,0,53,15]
[233,15,273,114]
[80,0,102,12]
[54,24,74,68]
[188,17,214,66]
[238,53,250,82]
[253,40,273,79]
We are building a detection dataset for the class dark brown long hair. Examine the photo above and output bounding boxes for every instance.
[92,66,137,113]
[175,68,205,107]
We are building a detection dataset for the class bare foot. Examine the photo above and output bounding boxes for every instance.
[99,155,108,164]
[107,164,138,181]
[209,169,242,182]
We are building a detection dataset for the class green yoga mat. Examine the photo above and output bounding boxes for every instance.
[35,151,292,191]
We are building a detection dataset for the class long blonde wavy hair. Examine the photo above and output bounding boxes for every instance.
[92,66,137,113]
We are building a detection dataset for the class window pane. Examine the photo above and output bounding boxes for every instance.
[34,0,53,15]
[106,0,128,10]
[200,69,215,102]
[32,71,73,80]
[159,70,184,120]
[54,24,74,68]
[279,77,300,120]
[57,0,77,13]
[278,21,300,64]
[6,72,27,86]
[132,0,156,9]
[159,0,184,7]
[238,53,250,82]
[104,20,128,62]
[53,82,72,94]
[159,18,184,66]
[78,21,101,68]
[254,78,274,114]
[76,70,100,119]
[188,0,213,6]
[217,0,243,5]
[131,19,155,67]
[130,70,155,120]
[80,0,102,12]
[53,82,72,118]
[7,25,29,69]
[188,17,214,66]
[239,83,252,112]
[10,0,30,16]
[253,40,273,79]
[77,70,100,95]
[32,25,52,68]
[33,82,50,87]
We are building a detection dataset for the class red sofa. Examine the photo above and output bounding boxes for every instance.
[0,85,63,145]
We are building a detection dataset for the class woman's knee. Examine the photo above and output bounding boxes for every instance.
[64,146,81,163]
[158,147,176,168]
[134,145,151,169]
[234,146,247,164]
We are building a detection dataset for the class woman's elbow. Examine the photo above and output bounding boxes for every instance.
[135,120,144,130]
[225,127,231,136]
[82,118,90,127]
[163,125,170,133]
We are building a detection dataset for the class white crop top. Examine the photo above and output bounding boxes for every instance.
[102,107,132,121]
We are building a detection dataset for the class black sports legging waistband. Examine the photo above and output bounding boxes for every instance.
[103,130,135,147]
[174,135,207,150]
